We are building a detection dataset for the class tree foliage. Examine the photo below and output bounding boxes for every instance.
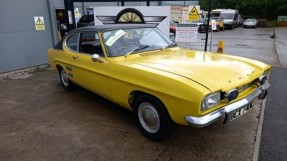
[199,0,287,20]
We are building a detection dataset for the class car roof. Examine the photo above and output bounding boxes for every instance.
[71,24,157,33]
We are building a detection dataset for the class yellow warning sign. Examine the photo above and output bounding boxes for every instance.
[189,6,200,21]
[34,16,45,31]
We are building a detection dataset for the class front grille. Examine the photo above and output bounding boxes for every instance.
[238,82,252,92]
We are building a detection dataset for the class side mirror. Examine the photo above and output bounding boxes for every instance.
[91,54,104,63]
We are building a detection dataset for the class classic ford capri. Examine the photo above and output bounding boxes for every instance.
[47,24,270,140]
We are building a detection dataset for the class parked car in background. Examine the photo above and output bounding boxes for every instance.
[77,14,94,28]
[170,20,179,34]
[48,24,270,141]
[191,19,209,33]
[210,17,225,31]
[243,18,258,28]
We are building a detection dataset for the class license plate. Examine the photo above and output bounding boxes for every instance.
[229,104,252,121]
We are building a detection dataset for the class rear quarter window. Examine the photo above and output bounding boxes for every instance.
[66,34,79,52]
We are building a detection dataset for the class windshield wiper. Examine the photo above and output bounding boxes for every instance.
[124,45,150,57]
[162,42,177,50]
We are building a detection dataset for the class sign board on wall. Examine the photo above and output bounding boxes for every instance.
[175,24,198,42]
[34,16,45,31]
[94,6,170,37]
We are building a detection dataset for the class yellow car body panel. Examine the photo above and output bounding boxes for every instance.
[48,27,270,126]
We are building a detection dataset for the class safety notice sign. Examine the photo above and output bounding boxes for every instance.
[188,6,200,21]
[34,16,45,31]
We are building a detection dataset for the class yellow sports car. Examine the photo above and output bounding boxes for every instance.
[48,24,270,140]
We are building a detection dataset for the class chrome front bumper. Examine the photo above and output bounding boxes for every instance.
[185,82,270,127]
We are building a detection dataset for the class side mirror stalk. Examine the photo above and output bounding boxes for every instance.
[91,54,104,63]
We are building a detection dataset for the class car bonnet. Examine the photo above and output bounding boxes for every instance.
[125,48,265,92]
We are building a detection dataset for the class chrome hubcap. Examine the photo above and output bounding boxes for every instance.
[138,102,160,133]
[61,70,69,87]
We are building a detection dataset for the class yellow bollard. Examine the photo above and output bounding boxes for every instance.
[217,40,224,53]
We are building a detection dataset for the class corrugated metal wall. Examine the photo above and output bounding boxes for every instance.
[0,0,53,73]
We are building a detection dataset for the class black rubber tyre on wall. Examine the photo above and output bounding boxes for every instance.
[115,8,145,24]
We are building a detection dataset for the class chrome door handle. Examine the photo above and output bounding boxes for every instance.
[72,56,79,60]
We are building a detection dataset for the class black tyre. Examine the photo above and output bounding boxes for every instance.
[59,67,74,91]
[133,95,173,141]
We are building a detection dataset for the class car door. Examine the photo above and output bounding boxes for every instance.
[71,31,110,97]
[63,33,82,83]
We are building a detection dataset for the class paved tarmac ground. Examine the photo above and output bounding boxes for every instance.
[274,27,287,68]
[210,27,279,68]
[259,68,287,161]
[259,27,287,161]
[0,69,262,161]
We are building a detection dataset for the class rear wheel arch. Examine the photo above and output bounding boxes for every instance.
[56,64,74,91]
[56,64,63,73]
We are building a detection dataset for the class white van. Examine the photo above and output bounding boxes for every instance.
[220,9,239,29]
[211,9,224,17]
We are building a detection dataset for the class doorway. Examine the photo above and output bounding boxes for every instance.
[55,9,68,39]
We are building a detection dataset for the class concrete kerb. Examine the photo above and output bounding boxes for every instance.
[252,98,267,161]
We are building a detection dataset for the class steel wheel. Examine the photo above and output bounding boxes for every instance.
[59,67,74,91]
[138,102,160,133]
[60,69,69,87]
[134,95,173,141]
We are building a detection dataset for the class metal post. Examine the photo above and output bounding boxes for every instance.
[210,29,212,51]
[204,0,212,52]
[81,2,85,15]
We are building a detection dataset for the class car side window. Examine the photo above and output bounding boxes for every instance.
[66,34,79,52]
[79,32,104,56]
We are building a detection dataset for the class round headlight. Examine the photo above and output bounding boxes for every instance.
[202,92,221,111]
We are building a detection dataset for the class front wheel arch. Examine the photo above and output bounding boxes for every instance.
[132,93,174,140]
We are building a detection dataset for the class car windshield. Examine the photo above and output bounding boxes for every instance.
[220,13,234,19]
[103,28,172,57]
